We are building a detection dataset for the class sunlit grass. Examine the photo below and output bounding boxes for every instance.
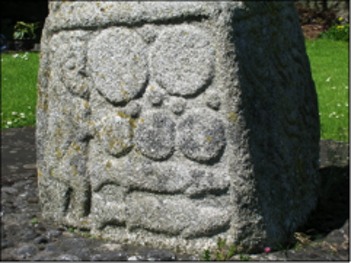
[305,39,349,142]
[1,52,39,128]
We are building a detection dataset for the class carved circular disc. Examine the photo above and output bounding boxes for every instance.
[177,109,226,162]
[99,114,133,157]
[151,26,214,97]
[135,111,175,160]
[88,28,148,104]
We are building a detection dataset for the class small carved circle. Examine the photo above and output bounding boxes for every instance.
[148,90,164,106]
[125,101,141,118]
[88,28,148,105]
[177,109,226,162]
[169,97,187,115]
[135,111,175,160]
[206,93,221,110]
[99,114,133,157]
[136,24,158,44]
[151,26,214,97]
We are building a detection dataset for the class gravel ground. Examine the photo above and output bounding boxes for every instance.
[1,127,349,261]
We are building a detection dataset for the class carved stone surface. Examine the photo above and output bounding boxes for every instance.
[37,2,320,255]
[177,109,226,162]
[135,111,176,160]
[88,28,149,105]
[150,26,215,96]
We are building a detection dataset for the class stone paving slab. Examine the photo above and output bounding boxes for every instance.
[1,127,36,178]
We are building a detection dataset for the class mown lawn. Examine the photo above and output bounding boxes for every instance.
[1,52,39,128]
[305,39,349,142]
[1,39,349,142]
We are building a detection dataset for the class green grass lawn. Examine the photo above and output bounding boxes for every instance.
[1,39,349,142]
[1,52,39,128]
[305,39,349,142]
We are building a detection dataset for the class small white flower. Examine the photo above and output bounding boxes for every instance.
[6,121,12,125]
[20,113,26,118]
[11,111,17,115]
[12,54,19,58]
[326,77,331,82]
[328,112,336,118]
[337,103,341,107]
[345,103,349,107]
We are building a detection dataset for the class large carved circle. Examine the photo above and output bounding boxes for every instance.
[99,114,133,157]
[151,26,214,97]
[88,28,148,104]
[177,109,226,162]
[135,111,175,160]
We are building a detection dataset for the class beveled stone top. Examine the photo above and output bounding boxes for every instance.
[45,1,287,32]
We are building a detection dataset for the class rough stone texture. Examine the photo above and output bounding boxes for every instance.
[4,128,348,261]
[36,2,320,255]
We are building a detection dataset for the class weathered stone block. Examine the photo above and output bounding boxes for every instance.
[37,2,320,254]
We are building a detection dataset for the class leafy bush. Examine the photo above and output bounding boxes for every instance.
[13,21,39,40]
[320,17,349,41]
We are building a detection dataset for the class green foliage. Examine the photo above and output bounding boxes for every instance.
[64,226,98,239]
[203,249,211,261]
[202,237,250,261]
[30,217,39,225]
[215,237,235,260]
[320,24,349,42]
[77,230,93,238]
[67,226,76,233]
[239,254,251,261]
[13,21,40,40]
